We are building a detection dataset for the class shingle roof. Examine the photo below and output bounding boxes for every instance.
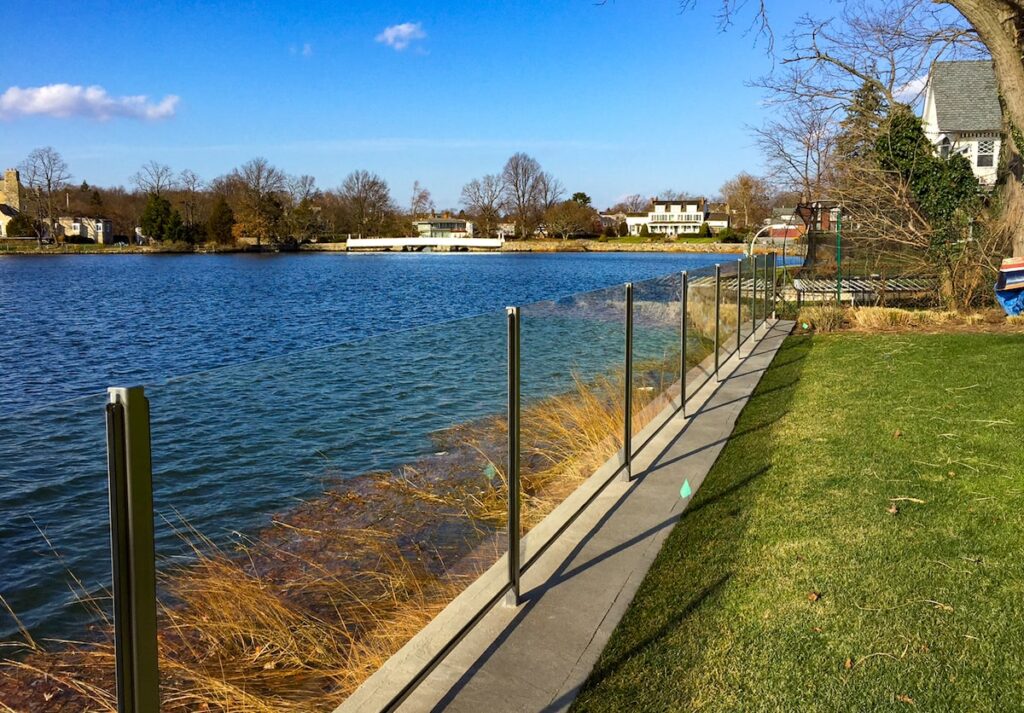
[929,60,1002,132]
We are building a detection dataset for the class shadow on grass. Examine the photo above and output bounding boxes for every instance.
[570,332,814,712]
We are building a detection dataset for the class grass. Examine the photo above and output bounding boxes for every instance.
[796,305,1017,333]
[573,331,1024,711]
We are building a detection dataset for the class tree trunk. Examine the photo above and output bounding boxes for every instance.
[944,0,1024,255]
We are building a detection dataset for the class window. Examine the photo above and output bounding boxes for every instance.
[977,140,995,167]
[939,137,951,159]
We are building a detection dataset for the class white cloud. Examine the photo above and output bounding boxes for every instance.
[0,84,179,121]
[302,42,313,57]
[375,22,426,51]
[895,76,928,103]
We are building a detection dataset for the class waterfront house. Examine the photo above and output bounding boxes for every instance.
[627,198,709,236]
[706,212,731,235]
[413,215,474,239]
[921,60,1002,187]
[58,216,114,244]
[0,169,22,238]
[764,207,806,239]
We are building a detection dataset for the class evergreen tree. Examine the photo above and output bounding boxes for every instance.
[836,81,887,160]
[207,196,236,244]
[140,194,172,241]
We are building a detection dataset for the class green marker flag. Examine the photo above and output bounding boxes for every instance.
[680,480,692,499]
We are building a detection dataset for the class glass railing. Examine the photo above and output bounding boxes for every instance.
[0,254,783,711]
[0,392,116,707]
[631,272,683,440]
[519,283,626,544]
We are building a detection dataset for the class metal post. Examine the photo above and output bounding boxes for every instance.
[105,386,159,713]
[505,307,521,607]
[749,255,757,334]
[623,282,633,481]
[836,208,842,304]
[736,258,743,357]
[763,253,770,328]
[680,271,688,417]
[771,251,778,320]
[713,265,721,380]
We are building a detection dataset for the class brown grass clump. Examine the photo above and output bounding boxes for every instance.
[797,305,847,333]
[2,366,679,712]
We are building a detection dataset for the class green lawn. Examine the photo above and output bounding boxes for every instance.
[574,331,1024,711]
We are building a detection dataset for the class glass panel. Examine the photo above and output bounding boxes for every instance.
[683,266,718,400]
[631,273,683,439]
[519,284,626,536]
[716,261,739,367]
[0,393,116,709]
[144,311,507,710]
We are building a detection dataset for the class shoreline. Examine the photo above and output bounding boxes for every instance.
[0,239,787,256]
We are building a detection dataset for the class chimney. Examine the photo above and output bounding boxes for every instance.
[3,169,21,212]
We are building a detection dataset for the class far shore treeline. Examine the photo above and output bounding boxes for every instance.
[3,147,780,248]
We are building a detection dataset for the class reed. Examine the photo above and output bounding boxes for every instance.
[1,365,678,711]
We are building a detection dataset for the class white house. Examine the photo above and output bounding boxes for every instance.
[921,60,1002,187]
[413,215,474,239]
[627,198,709,236]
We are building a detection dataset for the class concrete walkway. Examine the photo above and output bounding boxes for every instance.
[396,321,793,713]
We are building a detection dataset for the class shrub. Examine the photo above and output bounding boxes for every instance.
[639,224,650,237]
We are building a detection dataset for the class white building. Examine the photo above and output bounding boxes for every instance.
[921,60,1002,187]
[627,198,709,236]
[412,215,474,239]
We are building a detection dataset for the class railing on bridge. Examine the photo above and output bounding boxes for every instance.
[0,254,780,713]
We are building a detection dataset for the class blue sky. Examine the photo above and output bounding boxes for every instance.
[0,0,809,209]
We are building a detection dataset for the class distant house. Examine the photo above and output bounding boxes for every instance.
[58,216,114,244]
[627,198,709,236]
[921,60,1002,187]
[598,211,626,230]
[413,215,474,239]
[0,169,23,238]
[764,207,805,239]
[706,212,731,235]
[795,201,842,233]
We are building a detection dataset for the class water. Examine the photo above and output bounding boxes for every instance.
[0,251,749,642]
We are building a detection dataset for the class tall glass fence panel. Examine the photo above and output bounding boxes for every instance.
[143,312,507,711]
[744,255,757,343]
[0,393,116,710]
[631,273,683,440]
[519,284,626,543]
[683,266,718,399]
[716,262,739,368]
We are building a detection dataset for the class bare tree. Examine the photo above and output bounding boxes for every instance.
[410,180,434,217]
[288,174,318,205]
[132,160,176,196]
[544,200,597,239]
[19,146,71,244]
[720,173,773,230]
[537,172,565,211]
[232,157,287,246]
[461,174,504,238]
[753,100,837,203]
[339,170,393,238]
[501,152,544,238]
[616,194,651,213]
[177,169,205,228]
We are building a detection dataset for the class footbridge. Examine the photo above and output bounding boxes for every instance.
[346,236,505,252]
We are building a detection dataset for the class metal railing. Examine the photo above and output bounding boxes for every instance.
[90,253,781,712]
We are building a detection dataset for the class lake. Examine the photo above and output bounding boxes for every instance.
[0,251,752,642]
